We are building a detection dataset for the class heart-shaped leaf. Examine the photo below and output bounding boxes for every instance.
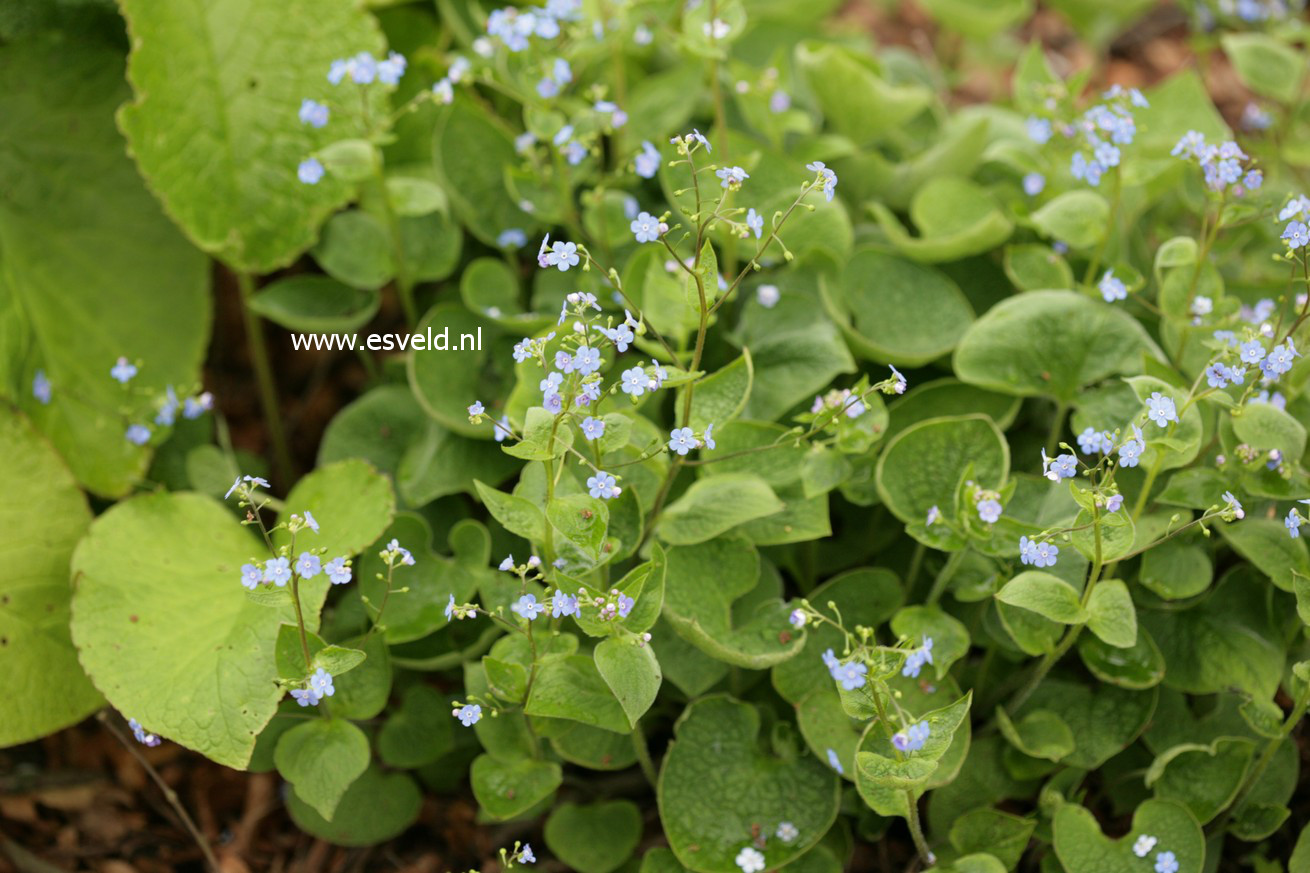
[1053,799,1204,873]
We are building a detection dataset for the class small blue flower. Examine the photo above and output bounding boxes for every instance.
[1023,173,1045,196]
[129,718,161,747]
[1266,339,1299,375]
[901,637,934,678]
[1043,449,1078,481]
[832,660,868,691]
[468,400,485,416]
[1118,425,1145,468]
[324,557,352,585]
[716,166,749,189]
[575,346,601,374]
[1223,491,1245,519]
[519,844,536,864]
[926,506,940,526]
[976,498,1002,524]
[264,557,292,587]
[581,416,606,441]
[1019,536,1059,568]
[757,284,780,308]
[296,552,321,579]
[745,208,763,238]
[308,668,335,699]
[616,593,635,618]
[631,211,661,243]
[789,609,806,628]
[551,591,579,618]
[604,323,634,352]
[826,747,843,775]
[298,98,329,128]
[1098,271,1127,303]
[806,161,838,200]
[376,51,407,85]
[456,703,482,726]
[588,471,620,499]
[1284,221,1309,250]
[125,424,151,446]
[298,158,325,185]
[1026,116,1052,144]
[668,427,699,456]
[635,140,661,178]
[548,240,580,271]
[32,370,51,405]
[240,563,263,590]
[1240,340,1267,365]
[154,386,179,426]
[1105,494,1124,513]
[1146,392,1178,427]
[1077,427,1108,455]
[620,367,649,397]
[499,555,515,572]
[111,357,137,384]
[1287,509,1301,538]
[290,687,319,707]
[498,228,527,248]
[1154,851,1179,873]
[444,594,456,621]
[494,415,511,443]
[703,422,716,450]
[512,594,546,621]
[893,720,931,753]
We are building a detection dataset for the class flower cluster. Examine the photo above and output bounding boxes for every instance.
[485,0,580,52]
[1172,132,1262,195]
[822,647,868,691]
[1027,86,1147,187]
[290,667,336,707]
[297,52,410,185]
[901,637,934,678]
[1019,535,1058,568]
[52,355,212,445]
[1131,833,1180,873]
[892,721,931,753]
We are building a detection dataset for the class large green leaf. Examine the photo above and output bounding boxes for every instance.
[658,696,839,873]
[0,33,210,497]
[876,415,1009,524]
[117,0,385,271]
[0,406,101,747]
[274,718,370,821]
[1016,678,1156,770]
[70,493,328,768]
[545,801,643,873]
[870,177,1014,263]
[286,764,421,847]
[1053,799,1203,873]
[953,291,1159,404]
[658,473,783,545]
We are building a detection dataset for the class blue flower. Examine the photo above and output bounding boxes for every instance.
[298,98,329,128]
[821,648,839,671]
[240,564,262,590]
[1077,427,1109,454]
[1239,340,1266,365]
[32,370,51,404]
[498,228,527,248]
[587,471,620,499]
[668,427,699,456]
[1266,340,1299,375]
[617,594,635,617]
[631,211,661,243]
[298,158,325,185]
[468,400,485,417]
[128,718,161,747]
[328,52,377,85]
[1023,173,1045,196]
[635,140,661,178]
[826,747,843,775]
[387,538,416,566]
[290,688,319,707]
[1284,221,1309,250]
[976,498,1002,524]
[1019,536,1058,568]
[757,284,780,308]
[1098,271,1127,302]
[519,844,536,864]
[620,367,649,397]
[1071,152,1104,187]
[1105,494,1124,513]
[704,422,716,450]
[1223,491,1245,519]
[604,323,634,352]
[264,557,292,587]
[745,208,763,238]
[549,240,580,271]
[902,637,934,678]
[1154,851,1179,873]
[806,161,838,200]
[833,660,868,691]
[309,668,335,699]
[154,386,179,426]
[1026,116,1052,144]
[1173,130,1206,159]
[512,594,546,621]
[125,424,151,446]
[551,591,579,618]
[893,721,931,753]
[444,594,456,621]
[575,346,601,374]
[432,79,454,104]
[455,703,482,727]
[789,609,806,628]
[581,416,606,440]
[1118,425,1145,467]
[111,356,138,384]
[1287,509,1301,538]
[1043,449,1078,481]
[1146,392,1178,427]
[324,557,352,585]
[716,166,749,189]
[296,552,322,579]
[926,505,941,526]
[1244,169,1263,190]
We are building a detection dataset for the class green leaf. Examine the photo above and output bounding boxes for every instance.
[311,210,393,290]
[71,493,329,768]
[504,406,575,461]
[995,707,1074,762]
[662,538,804,669]
[995,572,1088,624]
[870,177,1014,263]
[0,407,101,747]
[525,654,630,734]
[273,459,395,560]
[247,276,380,333]
[1016,679,1156,770]
[547,494,609,560]
[856,692,973,796]
[1232,401,1307,464]
[1077,627,1166,690]
[891,606,971,680]
[1145,738,1256,825]
[948,808,1036,871]
[1053,799,1203,873]
[470,753,562,821]
[386,175,447,217]
[116,0,384,271]
[1222,33,1305,104]
[286,765,420,847]
[1139,539,1212,600]
[594,638,661,729]
[822,249,974,366]
[953,291,1159,403]
[1086,579,1137,648]
[474,480,546,542]
[1029,191,1110,250]
[1296,572,1310,626]
[313,645,366,677]
[1219,518,1310,593]
[0,34,210,497]
[658,473,783,545]
[408,303,512,437]
[876,415,1009,524]
[432,95,531,244]
[274,718,370,820]
[1003,243,1074,292]
[681,350,752,432]
[887,378,1021,439]
[795,42,932,145]
[377,684,453,768]
[659,696,839,872]
[545,801,643,873]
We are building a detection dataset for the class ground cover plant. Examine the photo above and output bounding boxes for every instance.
[6,0,1310,871]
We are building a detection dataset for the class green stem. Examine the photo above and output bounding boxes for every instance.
[1130,456,1164,522]
[289,574,313,671]
[1046,401,1068,457]
[237,272,294,483]
[926,549,967,606]
[373,171,416,326]
[631,719,659,788]
[904,792,935,867]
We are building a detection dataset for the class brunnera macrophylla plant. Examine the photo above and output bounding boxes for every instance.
[7,0,1310,871]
